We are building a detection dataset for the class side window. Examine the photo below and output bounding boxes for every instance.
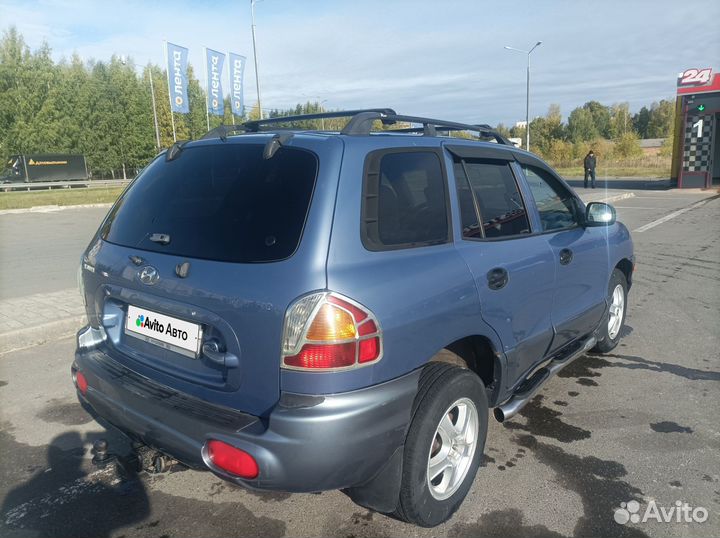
[362,150,449,250]
[453,159,531,239]
[522,165,579,231]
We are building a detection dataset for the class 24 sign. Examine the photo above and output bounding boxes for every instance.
[679,68,712,86]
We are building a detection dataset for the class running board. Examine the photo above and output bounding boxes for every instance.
[493,335,597,423]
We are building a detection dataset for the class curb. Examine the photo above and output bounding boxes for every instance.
[0,203,112,216]
[0,316,85,355]
[598,192,636,203]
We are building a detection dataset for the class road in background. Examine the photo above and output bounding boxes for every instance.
[1,191,719,537]
[0,207,107,299]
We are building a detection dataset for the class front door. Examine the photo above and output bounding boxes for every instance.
[519,162,609,352]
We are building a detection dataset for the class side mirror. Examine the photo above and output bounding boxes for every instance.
[585,202,616,226]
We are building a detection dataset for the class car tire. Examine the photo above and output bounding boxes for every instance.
[593,268,628,353]
[393,363,488,527]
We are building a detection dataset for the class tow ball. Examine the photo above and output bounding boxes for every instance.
[91,438,178,475]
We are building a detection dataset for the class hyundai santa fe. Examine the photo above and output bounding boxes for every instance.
[73,109,634,527]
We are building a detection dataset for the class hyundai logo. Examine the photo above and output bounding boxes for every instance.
[138,266,159,286]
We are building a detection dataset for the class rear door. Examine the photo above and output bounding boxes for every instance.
[446,145,556,383]
[517,156,609,352]
[80,137,343,416]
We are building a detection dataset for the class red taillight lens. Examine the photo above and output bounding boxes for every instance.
[358,337,380,363]
[206,440,259,479]
[357,320,377,337]
[284,342,356,369]
[74,370,88,395]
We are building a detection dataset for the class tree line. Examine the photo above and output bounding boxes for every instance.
[0,27,676,177]
[495,99,675,166]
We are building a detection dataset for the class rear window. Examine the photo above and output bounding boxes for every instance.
[101,143,318,263]
[362,150,450,250]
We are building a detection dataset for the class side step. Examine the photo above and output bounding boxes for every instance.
[493,335,597,423]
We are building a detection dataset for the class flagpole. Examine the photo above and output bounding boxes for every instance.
[203,47,211,131]
[227,50,235,125]
[164,40,177,142]
[148,66,161,151]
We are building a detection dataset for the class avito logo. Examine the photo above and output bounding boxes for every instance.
[135,313,189,341]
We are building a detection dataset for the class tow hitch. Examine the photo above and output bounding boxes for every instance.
[91,438,179,475]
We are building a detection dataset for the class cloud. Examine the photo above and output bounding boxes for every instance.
[1,0,718,124]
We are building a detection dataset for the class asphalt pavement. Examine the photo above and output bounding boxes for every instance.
[1,189,719,537]
[0,206,108,299]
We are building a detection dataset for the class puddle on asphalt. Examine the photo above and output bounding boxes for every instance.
[502,395,592,444]
[36,398,93,426]
[511,433,649,538]
[649,421,694,434]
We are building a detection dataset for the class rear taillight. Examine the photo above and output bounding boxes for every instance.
[205,440,259,479]
[281,292,382,370]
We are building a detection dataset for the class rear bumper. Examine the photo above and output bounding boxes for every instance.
[73,346,420,492]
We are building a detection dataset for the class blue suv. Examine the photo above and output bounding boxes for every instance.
[73,109,634,527]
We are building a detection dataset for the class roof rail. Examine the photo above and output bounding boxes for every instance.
[199,109,509,145]
[200,124,248,141]
[242,108,397,132]
[341,112,510,144]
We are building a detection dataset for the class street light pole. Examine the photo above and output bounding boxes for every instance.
[504,41,542,151]
[251,0,263,120]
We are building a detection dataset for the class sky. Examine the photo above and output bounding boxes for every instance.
[1,0,719,126]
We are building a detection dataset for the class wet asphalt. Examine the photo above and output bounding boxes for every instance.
[0,189,719,537]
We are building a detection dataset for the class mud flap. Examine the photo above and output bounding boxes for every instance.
[343,445,404,513]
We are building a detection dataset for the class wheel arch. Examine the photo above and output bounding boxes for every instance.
[429,335,505,407]
[615,257,634,289]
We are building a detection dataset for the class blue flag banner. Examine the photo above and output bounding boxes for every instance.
[229,52,246,117]
[206,48,225,116]
[166,42,189,114]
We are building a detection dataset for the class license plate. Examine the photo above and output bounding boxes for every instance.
[125,305,202,357]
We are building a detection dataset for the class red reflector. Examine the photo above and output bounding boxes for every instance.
[207,440,259,479]
[358,337,380,363]
[284,342,356,369]
[75,371,88,395]
[357,320,378,337]
[327,295,368,323]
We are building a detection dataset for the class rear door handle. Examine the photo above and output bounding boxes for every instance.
[487,267,509,290]
[559,248,573,265]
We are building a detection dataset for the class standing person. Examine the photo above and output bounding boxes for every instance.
[584,150,597,189]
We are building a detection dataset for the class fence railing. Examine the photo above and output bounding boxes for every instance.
[1,179,131,192]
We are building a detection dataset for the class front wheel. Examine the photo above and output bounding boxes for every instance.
[593,268,628,353]
[393,363,488,527]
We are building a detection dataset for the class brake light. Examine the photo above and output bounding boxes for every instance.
[206,440,259,479]
[282,292,382,370]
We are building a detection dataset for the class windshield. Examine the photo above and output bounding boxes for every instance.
[100,143,318,263]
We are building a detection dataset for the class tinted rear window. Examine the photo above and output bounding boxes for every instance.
[362,150,450,250]
[101,144,318,262]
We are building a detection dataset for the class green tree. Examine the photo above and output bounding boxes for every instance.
[583,100,612,138]
[609,102,632,138]
[567,107,598,142]
[614,131,642,159]
[494,123,511,138]
[646,99,675,138]
[528,104,565,157]
[632,106,650,138]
